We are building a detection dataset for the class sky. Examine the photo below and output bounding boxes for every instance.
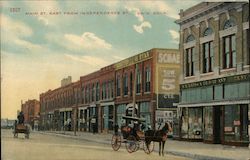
[0,0,221,119]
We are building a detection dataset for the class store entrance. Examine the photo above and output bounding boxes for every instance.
[213,106,222,144]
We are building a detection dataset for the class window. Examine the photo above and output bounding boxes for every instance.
[92,84,95,102]
[116,75,121,96]
[96,82,99,101]
[247,29,250,65]
[223,35,236,69]
[102,82,106,99]
[203,41,214,73]
[145,66,151,92]
[202,28,214,73]
[223,20,236,69]
[130,72,133,96]
[185,34,195,77]
[136,69,141,93]
[123,74,128,96]
[186,35,195,42]
[224,105,240,142]
[111,80,114,98]
[186,47,195,76]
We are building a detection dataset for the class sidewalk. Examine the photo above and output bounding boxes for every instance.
[37,131,250,160]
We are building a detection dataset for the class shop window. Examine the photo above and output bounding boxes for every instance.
[224,105,241,142]
[241,105,249,141]
[203,107,213,141]
[181,108,188,138]
[140,102,151,129]
[188,108,203,139]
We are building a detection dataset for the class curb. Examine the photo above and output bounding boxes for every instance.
[36,132,245,160]
[166,150,235,160]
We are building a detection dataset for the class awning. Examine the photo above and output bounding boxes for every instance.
[178,99,250,108]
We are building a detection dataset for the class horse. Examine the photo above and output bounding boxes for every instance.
[144,122,172,156]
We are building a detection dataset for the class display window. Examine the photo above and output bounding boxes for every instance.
[224,105,240,142]
[203,107,213,141]
[188,108,203,139]
[181,108,188,138]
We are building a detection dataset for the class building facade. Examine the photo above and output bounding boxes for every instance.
[21,99,40,130]
[39,48,180,133]
[176,2,249,146]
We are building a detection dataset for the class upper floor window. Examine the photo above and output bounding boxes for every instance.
[92,84,95,102]
[186,35,195,43]
[136,69,141,94]
[145,66,151,92]
[96,82,99,101]
[123,73,128,96]
[185,34,195,77]
[224,19,236,30]
[203,28,213,36]
[102,82,106,99]
[116,75,121,97]
[223,20,236,69]
[202,28,214,73]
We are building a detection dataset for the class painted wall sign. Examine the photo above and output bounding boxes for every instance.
[158,52,180,64]
[114,51,151,70]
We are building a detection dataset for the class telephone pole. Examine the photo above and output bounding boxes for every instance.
[132,63,138,118]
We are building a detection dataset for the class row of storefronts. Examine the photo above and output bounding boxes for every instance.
[38,2,249,147]
[39,48,180,135]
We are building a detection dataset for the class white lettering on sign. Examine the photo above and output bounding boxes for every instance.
[158,52,180,63]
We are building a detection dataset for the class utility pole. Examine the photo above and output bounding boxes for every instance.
[132,63,138,118]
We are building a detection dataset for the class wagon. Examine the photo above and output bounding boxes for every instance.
[111,116,154,154]
[13,123,30,139]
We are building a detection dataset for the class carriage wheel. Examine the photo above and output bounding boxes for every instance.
[111,134,121,151]
[125,135,138,153]
[143,141,154,154]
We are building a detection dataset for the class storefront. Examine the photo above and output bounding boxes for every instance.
[88,105,98,133]
[116,104,126,128]
[101,104,114,133]
[139,102,151,129]
[180,103,249,146]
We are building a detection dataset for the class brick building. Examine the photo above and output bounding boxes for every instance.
[176,2,249,146]
[21,99,40,130]
[39,48,180,133]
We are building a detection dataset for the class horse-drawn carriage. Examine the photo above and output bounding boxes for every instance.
[13,121,30,139]
[111,116,154,154]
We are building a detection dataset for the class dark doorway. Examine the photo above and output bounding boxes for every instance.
[213,106,222,144]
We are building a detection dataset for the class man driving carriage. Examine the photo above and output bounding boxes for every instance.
[17,111,25,124]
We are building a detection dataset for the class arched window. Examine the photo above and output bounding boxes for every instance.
[223,19,236,30]
[186,34,195,43]
[203,28,213,36]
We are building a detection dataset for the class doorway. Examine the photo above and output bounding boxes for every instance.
[213,106,222,144]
